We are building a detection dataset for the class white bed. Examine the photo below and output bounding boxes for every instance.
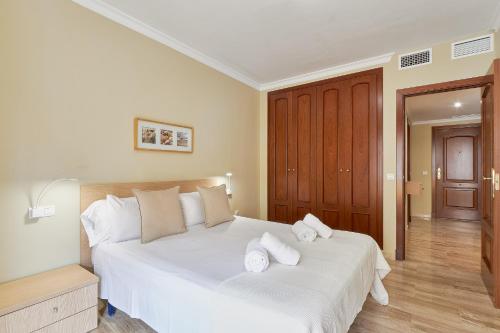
[93,216,390,333]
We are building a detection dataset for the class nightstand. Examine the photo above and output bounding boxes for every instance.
[0,264,98,333]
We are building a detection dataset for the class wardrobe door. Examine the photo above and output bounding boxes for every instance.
[343,73,381,243]
[268,92,293,223]
[316,81,348,229]
[291,87,317,222]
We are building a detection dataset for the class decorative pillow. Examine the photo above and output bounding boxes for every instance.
[106,195,142,243]
[197,184,234,228]
[133,186,186,243]
[80,199,110,247]
[179,192,205,227]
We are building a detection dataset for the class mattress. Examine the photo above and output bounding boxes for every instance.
[93,216,390,333]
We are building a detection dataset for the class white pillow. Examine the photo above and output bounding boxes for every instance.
[106,195,141,242]
[80,199,110,247]
[179,192,205,227]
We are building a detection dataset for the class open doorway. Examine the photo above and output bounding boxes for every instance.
[395,63,500,307]
[406,89,482,222]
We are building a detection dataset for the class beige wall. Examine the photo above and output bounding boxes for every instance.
[0,0,260,282]
[259,31,499,258]
[409,120,481,218]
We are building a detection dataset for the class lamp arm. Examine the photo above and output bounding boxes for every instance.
[35,178,78,208]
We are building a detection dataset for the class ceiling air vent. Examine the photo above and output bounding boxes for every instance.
[399,48,432,70]
[452,34,494,59]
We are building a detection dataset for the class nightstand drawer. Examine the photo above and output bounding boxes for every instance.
[34,306,97,333]
[0,284,97,333]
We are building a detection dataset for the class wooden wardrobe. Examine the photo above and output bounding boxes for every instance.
[268,68,383,246]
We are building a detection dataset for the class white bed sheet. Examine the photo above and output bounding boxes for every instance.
[93,216,390,333]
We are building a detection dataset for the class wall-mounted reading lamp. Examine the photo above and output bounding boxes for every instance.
[225,172,233,198]
[28,178,78,219]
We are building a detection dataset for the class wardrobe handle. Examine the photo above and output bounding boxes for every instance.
[339,168,343,173]
[346,169,350,172]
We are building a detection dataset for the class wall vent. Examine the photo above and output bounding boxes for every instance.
[452,34,494,59]
[399,48,432,70]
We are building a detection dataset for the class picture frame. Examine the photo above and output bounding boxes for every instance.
[134,118,194,153]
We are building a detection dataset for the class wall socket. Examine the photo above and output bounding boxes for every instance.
[29,205,56,219]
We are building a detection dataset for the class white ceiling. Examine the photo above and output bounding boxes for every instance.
[406,88,482,124]
[74,0,500,90]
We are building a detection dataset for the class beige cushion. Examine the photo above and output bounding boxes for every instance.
[133,186,186,243]
[198,184,234,227]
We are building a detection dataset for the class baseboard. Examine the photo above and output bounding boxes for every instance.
[411,214,431,221]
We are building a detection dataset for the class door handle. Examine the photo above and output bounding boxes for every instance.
[491,168,500,191]
[436,167,441,180]
[484,168,497,199]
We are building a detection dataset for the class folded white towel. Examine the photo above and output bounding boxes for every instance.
[260,232,300,266]
[244,238,270,273]
[291,221,317,242]
[303,213,333,239]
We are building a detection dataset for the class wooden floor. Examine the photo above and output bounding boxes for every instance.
[94,218,500,333]
[350,218,500,333]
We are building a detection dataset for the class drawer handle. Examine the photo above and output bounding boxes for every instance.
[52,306,59,313]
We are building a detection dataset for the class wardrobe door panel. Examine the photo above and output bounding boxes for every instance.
[352,213,370,234]
[292,88,316,222]
[344,74,380,243]
[274,99,288,201]
[323,211,340,229]
[316,82,344,227]
[268,92,293,223]
[351,83,370,208]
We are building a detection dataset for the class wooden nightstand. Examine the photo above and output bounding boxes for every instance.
[0,265,98,333]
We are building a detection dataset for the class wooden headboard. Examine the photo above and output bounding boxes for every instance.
[80,178,219,269]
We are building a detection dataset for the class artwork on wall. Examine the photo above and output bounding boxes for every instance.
[134,118,193,153]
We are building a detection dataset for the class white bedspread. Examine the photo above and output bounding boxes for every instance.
[93,216,390,333]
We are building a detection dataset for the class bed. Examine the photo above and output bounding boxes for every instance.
[80,179,390,333]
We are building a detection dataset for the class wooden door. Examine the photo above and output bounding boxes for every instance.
[291,87,317,222]
[316,80,348,229]
[342,73,381,242]
[482,84,495,301]
[268,92,293,223]
[433,125,482,220]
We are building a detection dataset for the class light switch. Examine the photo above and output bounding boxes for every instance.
[422,170,428,176]
[386,173,395,181]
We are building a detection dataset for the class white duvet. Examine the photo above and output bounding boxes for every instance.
[93,216,390,333]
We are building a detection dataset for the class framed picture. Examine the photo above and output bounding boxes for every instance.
[134,118,194,153]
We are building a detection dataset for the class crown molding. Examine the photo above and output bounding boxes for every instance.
[72,0,394,92]
[259,52,394,91]
[411,114,481,125]
[72,0,261,89]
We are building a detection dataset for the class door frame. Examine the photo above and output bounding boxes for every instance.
[396,75,494,260]
[406,121,411,224]
[431,124,482,220]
